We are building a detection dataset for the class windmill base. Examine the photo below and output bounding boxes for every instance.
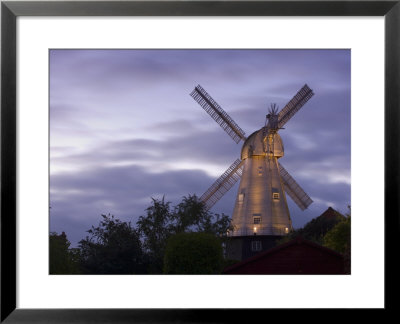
[225,235,283,261]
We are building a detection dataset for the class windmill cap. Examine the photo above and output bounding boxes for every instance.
[241,128,284,160]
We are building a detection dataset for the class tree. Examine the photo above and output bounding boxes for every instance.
[323,216,351,254]
[137,195,233,273]
[323,212,351,274]
[78,214,146,274]
[163,232,223,274]
[197,211,232,237]
[136,196,174,273]
[49,232,80,274]
[172,195,207,232]
[172,194,233,235]
[277,206,346,245]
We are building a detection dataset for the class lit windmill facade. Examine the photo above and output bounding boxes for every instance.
[231,126,290,237]
[190,84,314,259]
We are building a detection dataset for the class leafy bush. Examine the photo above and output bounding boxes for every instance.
[164,232,223,274]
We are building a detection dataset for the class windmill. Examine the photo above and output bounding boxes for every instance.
[190,84,315,258]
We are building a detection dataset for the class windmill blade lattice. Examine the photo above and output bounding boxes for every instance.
[278,162,313,211]
[190,85,246,143]
[277,84,314,129]
[200,159,244,210]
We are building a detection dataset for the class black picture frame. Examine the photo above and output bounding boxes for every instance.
[1,0,398,322]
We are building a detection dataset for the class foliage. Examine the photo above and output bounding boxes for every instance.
[275,234,293,246]
[198,212,233,237]
[163,232,223,274]
[277,207,346,245]
[53,194,233,275]
[136,196,174,273]
[323,216,351,254]
[49,232,80,274]
[78,214,146,274]
[172,195,207,232]
[171,195,232,235]
[323,208,351,273]
[222,258,241,270]
[297,210,345,244]
[137,194,233,273]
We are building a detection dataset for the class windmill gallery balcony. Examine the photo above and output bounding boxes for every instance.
[229,225,290,237]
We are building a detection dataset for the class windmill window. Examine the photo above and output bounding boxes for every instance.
[238,193,244,203]
[273,193,280,200]
[251,241,262,251]
[253,217,261,224]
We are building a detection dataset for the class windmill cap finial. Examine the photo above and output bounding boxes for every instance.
[268,103,279,116]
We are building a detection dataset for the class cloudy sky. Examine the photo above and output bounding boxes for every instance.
[49,49,351,247]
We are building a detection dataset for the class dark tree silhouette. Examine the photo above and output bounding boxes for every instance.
[136,197,174,273]
[137,194,233,273]
[278,206,346,245]
[78,214,146,274]
[49,231,80,274]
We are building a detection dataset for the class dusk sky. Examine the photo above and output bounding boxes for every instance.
[49,49,351,247]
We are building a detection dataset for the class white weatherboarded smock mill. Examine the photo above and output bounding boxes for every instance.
[190,84,314,260]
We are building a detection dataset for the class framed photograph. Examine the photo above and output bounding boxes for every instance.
[1,0,398,321]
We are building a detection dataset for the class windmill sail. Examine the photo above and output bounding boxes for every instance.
[278,162,313,210]
[190,85,246,143]
[200,159,244,210]
[277,84,314,129]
